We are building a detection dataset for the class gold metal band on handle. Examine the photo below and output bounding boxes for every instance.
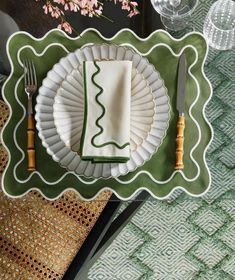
[27,115,36,171]
[175,115,185,170]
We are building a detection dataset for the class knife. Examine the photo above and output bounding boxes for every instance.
[175,52,187,170]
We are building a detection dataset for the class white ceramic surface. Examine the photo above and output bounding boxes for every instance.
[35,44,170,178]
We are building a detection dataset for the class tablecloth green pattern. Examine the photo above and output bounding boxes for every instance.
[88,0,235,279]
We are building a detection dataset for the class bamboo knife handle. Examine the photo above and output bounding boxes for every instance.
[175,115,185,170]
[27,114,36,171]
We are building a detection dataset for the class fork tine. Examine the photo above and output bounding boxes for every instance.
[23,60,28,85]
[28,59,34,86]
[31,60,37,87]
[24,59,37,87]
[25,59,31,85]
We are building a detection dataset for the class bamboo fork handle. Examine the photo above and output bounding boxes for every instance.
[27,114,36,171]
[175,115,185,170]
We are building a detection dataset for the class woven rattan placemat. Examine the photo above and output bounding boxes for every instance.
[0,100,111,279]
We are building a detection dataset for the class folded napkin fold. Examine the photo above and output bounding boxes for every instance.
[80,60,132,163]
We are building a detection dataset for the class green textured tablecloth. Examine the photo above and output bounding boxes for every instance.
[88,0,235,279]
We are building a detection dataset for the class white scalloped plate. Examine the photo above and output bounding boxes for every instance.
[35,44,170,178]
[54,68,155,152]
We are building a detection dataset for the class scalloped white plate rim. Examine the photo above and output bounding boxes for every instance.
[35,43,169,178]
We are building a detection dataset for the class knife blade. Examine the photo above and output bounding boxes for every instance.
[175,53,187,170]
[176,53,187,116]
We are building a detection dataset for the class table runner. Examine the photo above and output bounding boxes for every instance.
[1,28,212,200]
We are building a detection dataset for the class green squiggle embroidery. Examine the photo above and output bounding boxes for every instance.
[91,61,130,149]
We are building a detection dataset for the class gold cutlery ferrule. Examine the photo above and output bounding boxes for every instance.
[27,114,36,171]
[175,115,185,170]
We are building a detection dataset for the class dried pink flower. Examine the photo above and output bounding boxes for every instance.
[53,0,65,4]
[58,21,73,33]
[130,1,138,7]
[128,9,139,17]
[43,2,64,18]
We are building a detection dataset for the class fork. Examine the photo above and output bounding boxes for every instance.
[24,60,37,171]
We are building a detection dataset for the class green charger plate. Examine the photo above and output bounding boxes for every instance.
[1,28,213,200]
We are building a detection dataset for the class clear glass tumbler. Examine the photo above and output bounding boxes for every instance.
[203,0,235,50]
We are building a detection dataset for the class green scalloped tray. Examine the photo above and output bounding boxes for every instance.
[1,29,213,200]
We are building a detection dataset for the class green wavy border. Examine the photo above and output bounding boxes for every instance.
[91,61,129,150]
[1,28,213,200]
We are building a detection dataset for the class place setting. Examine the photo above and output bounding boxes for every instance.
[2,0,235,279]
[1,28,213,200]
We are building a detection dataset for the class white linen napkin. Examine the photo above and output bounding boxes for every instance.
[80,60,132,163]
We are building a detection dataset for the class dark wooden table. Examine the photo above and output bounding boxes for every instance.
[0,0,163,37]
